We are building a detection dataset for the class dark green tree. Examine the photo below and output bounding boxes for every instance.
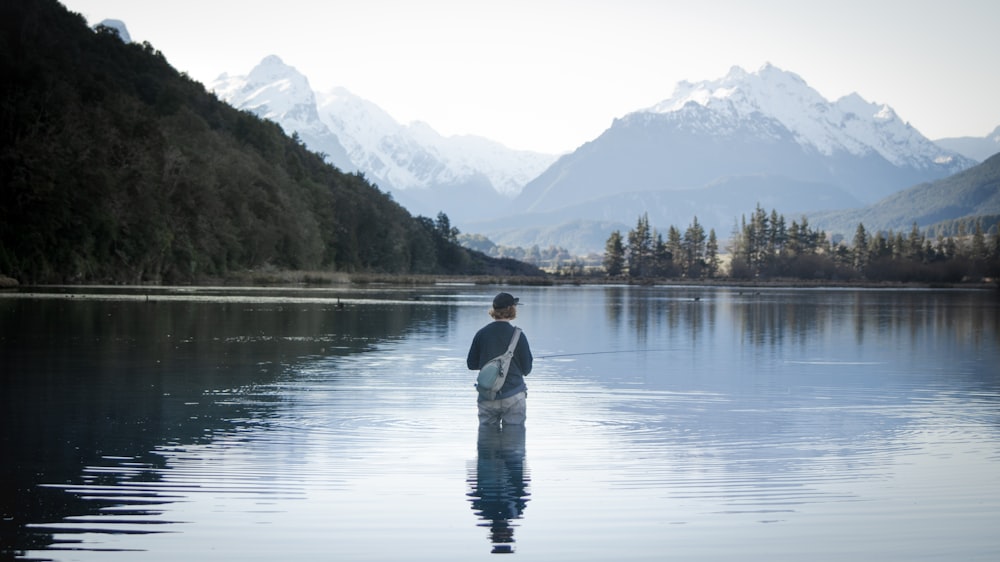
[705,229,720,278]
[682,216,707,277]
[603,230,625,277]
[971,220,987,262]
[650,231,675,277]
[626,214,653,278]
[435,212,459,243]
[907,223,926,262]
[852,223,869,272]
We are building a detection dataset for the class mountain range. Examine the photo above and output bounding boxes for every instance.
[934,125,1000,163]
[492,65,981,252]
[211,56,556,222]
[518,65,970,210]
[209,56,993,253]
[810,152,1000,237]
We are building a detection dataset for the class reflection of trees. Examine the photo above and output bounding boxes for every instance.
[603,286,713,347]
[0,295,439,557]
[734,291,906,348]
[604,286,626,329]
[849,290,1000,352]
[467,426,530,554]
[734,292,824,348]
[727,289,1000,357]
[592,288,999,519]
[604,287,999,363]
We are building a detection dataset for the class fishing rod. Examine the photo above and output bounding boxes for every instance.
[537,349,675,359]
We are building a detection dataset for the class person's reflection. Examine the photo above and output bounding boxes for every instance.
[467,425,530,553]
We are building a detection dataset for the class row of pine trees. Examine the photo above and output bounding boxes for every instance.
[603,214,720,279]
[604,205,1000,283]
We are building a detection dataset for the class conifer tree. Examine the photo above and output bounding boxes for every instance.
[626,214,653,278]
[603,230,625,277]
[852,223,869,272]
[683,216,707,276]
[705,229,720,278]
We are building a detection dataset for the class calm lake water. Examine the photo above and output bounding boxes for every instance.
[1,284,998,561]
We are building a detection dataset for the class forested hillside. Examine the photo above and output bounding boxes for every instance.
[0,0,540,284]
[810,153,1000,237]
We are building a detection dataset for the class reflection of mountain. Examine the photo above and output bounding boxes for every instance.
[467,426,530,553]
[0,292,440,555]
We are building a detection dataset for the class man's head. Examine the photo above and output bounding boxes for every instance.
[489,292,519,320]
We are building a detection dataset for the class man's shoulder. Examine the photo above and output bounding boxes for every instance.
[477,321,515,336]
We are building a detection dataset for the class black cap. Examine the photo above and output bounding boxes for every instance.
[492,292,519,309]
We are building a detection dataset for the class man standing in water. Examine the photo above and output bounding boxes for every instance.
[467,292,533,427]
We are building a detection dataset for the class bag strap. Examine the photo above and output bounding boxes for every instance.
[505,327,522,355]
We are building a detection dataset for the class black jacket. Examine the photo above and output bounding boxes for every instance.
[467,321,533,399]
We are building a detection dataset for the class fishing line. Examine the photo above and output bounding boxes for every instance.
[537,349,675,359]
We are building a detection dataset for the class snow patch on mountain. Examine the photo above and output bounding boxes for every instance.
[211,56,555,198]
[213,56,329,148]
[315,87,554,196]
[646,63,957,169]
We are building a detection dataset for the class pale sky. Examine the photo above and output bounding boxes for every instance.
[61,0,999,154]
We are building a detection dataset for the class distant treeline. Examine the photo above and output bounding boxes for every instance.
[0,0,540,284]
[924,215,1000,239]
[605,206,1000,283]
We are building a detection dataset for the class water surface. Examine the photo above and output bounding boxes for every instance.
[2,285,998,560]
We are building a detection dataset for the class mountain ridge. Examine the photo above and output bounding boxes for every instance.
[210,57,984,254]
[0,0,541,283]
[810,153,1000,236]
[499,64,975,252]
[211,56,557,221]
[647,64,956,170]
[934,125,1000,163]
[516,64,972,212]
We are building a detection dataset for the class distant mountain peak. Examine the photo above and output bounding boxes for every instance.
[933,123,1000,162]
[247,55,301,84]
[94,18,130,42]
[510,63,977,251]
[212,56,557,222]
[212,56,353,171]
[259,54,286,66]
[314,86,555,197]
[214,55,315,109]
[641,63,960,170]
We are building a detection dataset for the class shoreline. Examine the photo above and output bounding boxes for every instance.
[3,270,997,293]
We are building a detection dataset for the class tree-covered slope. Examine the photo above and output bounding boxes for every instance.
[0,0,541,283]
[810,153,1000,237]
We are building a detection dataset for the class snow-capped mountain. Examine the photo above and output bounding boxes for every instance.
[314,88,552,197]
[505,64,974,247]
[211,56,556,222]
[935,125,1000,162]
[212,56,354,172]
[647,64,960,170]
[212,59,978,253]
